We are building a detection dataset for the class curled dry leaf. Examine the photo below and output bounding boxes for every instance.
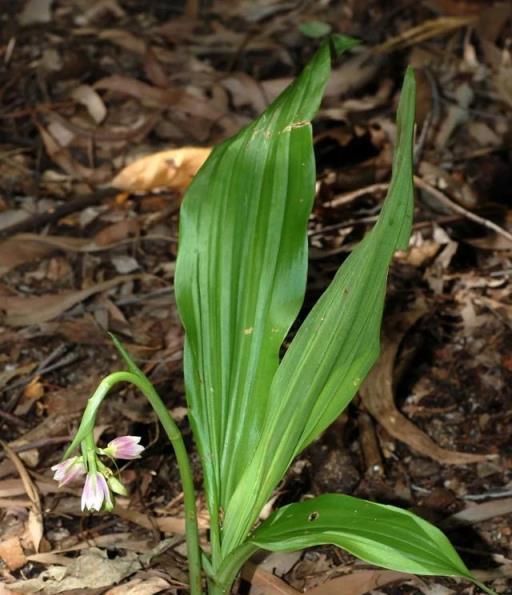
[70,85,107,124]
[359,302,489,465]
[111,147,211,192]
[0,536,27,571]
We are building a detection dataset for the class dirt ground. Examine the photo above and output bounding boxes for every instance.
[1,0,512,593]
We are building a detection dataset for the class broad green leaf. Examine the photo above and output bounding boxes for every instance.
[222,68,416,554]
[174,36,358,520]
[248,495,494,594]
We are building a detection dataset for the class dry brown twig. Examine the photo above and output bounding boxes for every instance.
[328,177,512,244]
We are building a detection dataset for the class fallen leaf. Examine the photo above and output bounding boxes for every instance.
[111,147,211,192]
[1,274,141,326]
[8,547,141,594]
[0,536,27,571]
[23,376,45,400]
[18,0,53,25]
[71,85,107,124]
[104,576,171,595]
[305,570,411,595]
[38,124,112,183]
[93,218,140,246]
[1,443,43,552]
[242,561,299,595]
[360,301,489,464]
[443,497,512,528]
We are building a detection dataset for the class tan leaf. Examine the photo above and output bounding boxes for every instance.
[70,85,107,124]
[111,147,211,193]
[241,561,299,595]
[23,376,45,400]
[0,536,27,571]
[305,570,411,595]
[104,576,171,595]
[1,274,141,327]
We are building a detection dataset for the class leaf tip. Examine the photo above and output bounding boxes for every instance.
[329,34,360,58]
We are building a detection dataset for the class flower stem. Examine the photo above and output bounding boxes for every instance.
[72,371,203,595]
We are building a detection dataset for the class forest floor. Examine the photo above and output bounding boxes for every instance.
[1,0,512,593]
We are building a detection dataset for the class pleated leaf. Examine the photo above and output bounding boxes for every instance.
[248,495,494,594]
[222,68,416,554]
[174,36,358,519]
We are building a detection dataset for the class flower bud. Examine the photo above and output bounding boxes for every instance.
[104,435,144,460]
[108,475,128,496]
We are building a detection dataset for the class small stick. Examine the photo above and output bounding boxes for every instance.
[0,188,116,239]
[327,183,389,208]
[328,177,512,244]
[413,175,512,243]
[358,411,384,476]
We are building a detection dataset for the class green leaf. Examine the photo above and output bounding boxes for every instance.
[248,495,494,594]
[174,35,358,522]
[109,332,146,378]
[221,68,416,554]
[299,21,332,39]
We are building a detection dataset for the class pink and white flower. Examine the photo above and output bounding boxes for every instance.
[51,456,86,487]
[81,472,113,511]
[104,435,144,460]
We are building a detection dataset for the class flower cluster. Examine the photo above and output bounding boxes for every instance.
[52,435,144,512]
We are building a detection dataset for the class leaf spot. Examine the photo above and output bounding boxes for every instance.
[281,120,310,133]
[244,327,253,335]
[308,511,319,522]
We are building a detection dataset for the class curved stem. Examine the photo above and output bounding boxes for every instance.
[130,373,203,595]
[67,371,202,595]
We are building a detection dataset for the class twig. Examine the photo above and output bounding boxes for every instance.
[414,175,512,243]
[327,183,389,208]
[324,176,512,245]
[0,188,117,239]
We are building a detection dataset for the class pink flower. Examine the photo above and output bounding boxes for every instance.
[104,436,144,460]
[81,472,113,512]
[51,456,86,487]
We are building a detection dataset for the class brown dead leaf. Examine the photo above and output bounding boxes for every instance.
[1,274,141,326]
[242,561,299,595]
[305,570,411,595]
[143,46,170,89]
[360,302,489,464]
[38,124,112,183]
[0,536,27,571]
[23,376,44,400]
[443,497,512,529]
[113,505,209,535]
[8,547,141,594]
[111,147,211,192]
[104,576,171,595]
[1,443,43,552]
[93,218,140,246]
[0,237,57,277]
[18,0,53,25]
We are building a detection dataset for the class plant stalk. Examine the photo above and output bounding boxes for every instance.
[78,372,203,595]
